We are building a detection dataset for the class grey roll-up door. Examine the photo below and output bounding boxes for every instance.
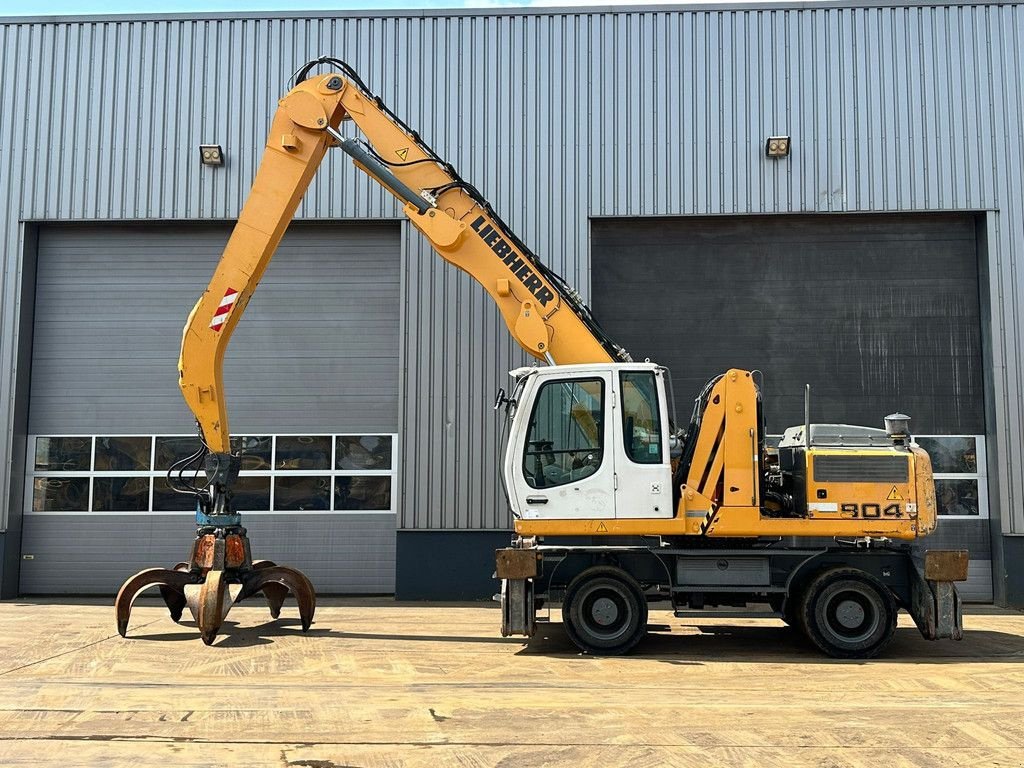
[29,223,400,435]
[21,222,400,594]
[592,213,992,601]
[593,214,984,433]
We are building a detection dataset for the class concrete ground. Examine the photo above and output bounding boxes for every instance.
[0,599,1022,767]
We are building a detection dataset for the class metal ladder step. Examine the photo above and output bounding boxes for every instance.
[673,610,783,620]
[670,585,787,593]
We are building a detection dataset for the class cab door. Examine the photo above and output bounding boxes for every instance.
[614,369,673,519]
[508,372,616,520]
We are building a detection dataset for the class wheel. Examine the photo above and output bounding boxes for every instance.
[562,566,648,655]
[798,567,897,659]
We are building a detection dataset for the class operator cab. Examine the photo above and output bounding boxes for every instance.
[502,363,674,522]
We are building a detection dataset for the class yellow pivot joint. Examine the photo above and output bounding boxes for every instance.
[405,205,467,249]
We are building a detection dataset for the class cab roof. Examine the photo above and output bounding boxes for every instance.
[510,361,663,378]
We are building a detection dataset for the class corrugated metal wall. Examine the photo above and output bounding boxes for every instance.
[1,3,1023,538]
[20,514,397,593]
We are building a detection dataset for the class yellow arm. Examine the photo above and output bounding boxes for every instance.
[179,59,625,458]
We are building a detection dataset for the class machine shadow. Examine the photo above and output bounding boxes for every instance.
[334,630,525,645]
[130,622,528,648]
[518,621,1024,664]
[128,617,344,647]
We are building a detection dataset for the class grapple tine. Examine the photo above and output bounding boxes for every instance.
[245,560,287,618]
[239,565,317,631]
[261,583,289,619]
[114,567,196,637]
[194,569,229,646]
[158,585,188,623]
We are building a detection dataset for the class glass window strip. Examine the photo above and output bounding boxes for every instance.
[331,437,337,511]
[149,437,156,511]
[935,477,987,519]
[28,433,398,515]
[917,435,988,519]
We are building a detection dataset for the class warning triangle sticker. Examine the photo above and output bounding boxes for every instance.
[887,485,904,501]
[395,147,409,161]
[596,521,608,532]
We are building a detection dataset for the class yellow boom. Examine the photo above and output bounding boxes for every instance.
[179,60,623,455]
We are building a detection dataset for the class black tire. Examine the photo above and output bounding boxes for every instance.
[798,567,897,659]
[562,566,648,655]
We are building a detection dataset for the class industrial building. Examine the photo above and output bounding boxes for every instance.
[0,1,1021,605]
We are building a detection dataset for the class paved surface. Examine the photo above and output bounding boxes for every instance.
[0,598,1022,767]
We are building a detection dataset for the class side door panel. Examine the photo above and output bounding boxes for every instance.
[614,370,673,519]
[507,372,616,520]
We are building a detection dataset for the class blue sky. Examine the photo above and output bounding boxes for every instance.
[2,0,703,16]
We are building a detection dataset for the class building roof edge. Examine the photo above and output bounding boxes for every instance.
[1,1,1020,26]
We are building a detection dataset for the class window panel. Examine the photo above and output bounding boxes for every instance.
[153,475,271,512]
[153,475,204,512]
[234,436,272,471]
[335,476,391,510]
[156,435,273,472]
[916,436,978,474]
[276,436,332,471]
[33,477,90,511]
[93,477,151,512]
[274,476,331,511]
[936,478,980,517]
[336,435,393,470]
[154,436,204,471]
[29,433,397,516]
[231,476,271,511]
[35,437,92,472]
[95,437,152,471]
[620,371,663,464]
[523,378,604,490]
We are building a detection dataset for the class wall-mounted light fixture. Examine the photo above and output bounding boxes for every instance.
[199,144,224,167]
[765,136,790,158]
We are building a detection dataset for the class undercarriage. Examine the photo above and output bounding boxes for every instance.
[499,537,966,659]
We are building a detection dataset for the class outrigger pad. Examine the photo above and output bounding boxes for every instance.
[909,558,964,641]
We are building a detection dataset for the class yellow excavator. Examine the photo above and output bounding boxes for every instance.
[115,57,967,656]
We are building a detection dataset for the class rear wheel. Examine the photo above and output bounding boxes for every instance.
[562,566,648,655]
[799,567,897,659]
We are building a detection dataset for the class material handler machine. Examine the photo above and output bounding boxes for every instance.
[116,58,967,656]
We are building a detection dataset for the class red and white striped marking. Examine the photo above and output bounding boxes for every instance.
[209,288,239,332]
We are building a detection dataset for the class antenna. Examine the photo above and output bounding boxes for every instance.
[804,384,811,448]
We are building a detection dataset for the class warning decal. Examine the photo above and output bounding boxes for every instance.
[596,521,608,532]
[887,485,904,501]
[209,288,239,332]
[395,147,409,161]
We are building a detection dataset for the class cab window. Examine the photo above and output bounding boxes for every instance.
[620,371,662,464]
[523,378,604,489]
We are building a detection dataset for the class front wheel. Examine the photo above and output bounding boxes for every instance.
[562,566,648,655]
[798,567,897,659]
